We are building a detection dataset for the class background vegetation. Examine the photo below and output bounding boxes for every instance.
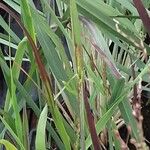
[0,0,150,149]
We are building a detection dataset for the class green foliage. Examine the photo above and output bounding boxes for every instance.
[35,104,48,150]
[0,0,150,149]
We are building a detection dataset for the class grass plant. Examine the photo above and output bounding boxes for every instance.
[0,0,150,149]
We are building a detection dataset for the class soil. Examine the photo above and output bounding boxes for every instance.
[141,89,150,147]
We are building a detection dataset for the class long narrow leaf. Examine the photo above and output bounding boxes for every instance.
[35,104,48,150]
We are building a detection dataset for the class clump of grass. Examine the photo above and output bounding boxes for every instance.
[0,0,150,149]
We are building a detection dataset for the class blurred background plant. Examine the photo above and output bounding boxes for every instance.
[0,0,150,149]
